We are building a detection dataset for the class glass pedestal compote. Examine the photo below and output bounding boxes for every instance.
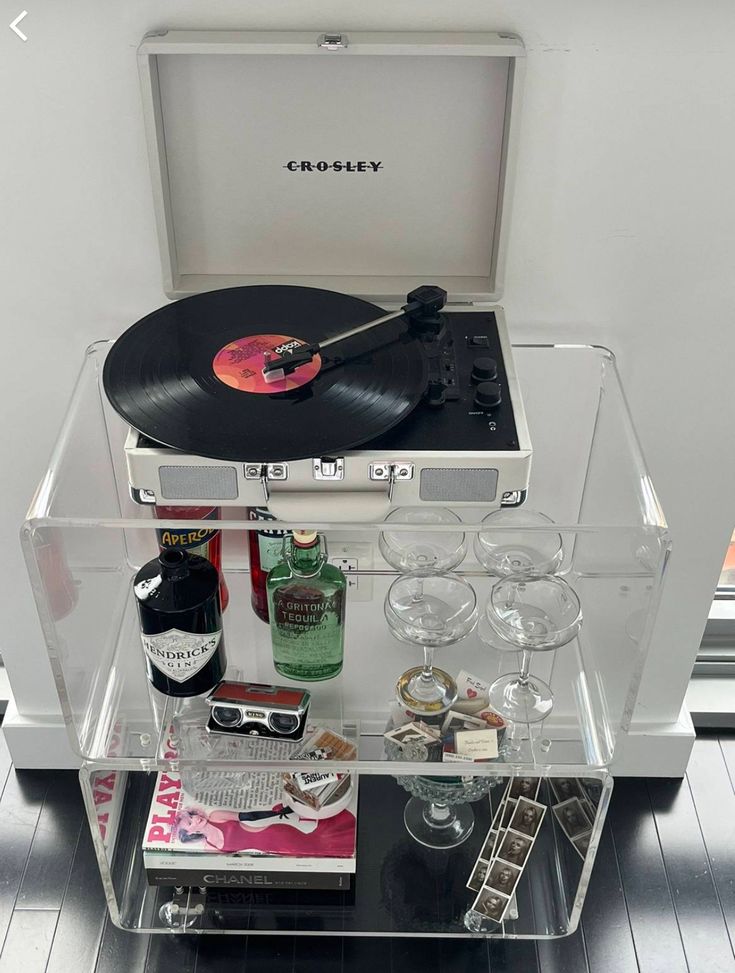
[385,738,499,849]
[386,573,478,716]
[484,574,583,724]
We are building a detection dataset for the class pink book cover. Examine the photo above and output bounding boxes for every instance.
[91,721,126,856]
[142,769,357,860]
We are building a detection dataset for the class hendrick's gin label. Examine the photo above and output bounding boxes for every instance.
[133,549,226,697]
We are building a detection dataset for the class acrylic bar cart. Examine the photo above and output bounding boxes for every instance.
[22,341,669,938]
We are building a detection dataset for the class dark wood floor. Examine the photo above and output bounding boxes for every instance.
[1,729,735,973]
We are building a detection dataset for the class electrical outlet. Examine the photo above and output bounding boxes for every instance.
[328,542,373,601]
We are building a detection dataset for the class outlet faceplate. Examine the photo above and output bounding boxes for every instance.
[328,542,373,602]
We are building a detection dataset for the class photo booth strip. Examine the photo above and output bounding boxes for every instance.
[466,778,541,896]
[470,796,547,924]
[466,779,511,892]
[552,794,594,860]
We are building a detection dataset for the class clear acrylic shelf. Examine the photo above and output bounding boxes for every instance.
[81,764,612,938]
[22,341,669,773]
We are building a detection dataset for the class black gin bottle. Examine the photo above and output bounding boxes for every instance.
[133,549,226,697]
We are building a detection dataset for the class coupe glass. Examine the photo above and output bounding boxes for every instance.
[485,574,583,724]
[379,507,467,575]
[386,573,478,715]
[473,508,564,577]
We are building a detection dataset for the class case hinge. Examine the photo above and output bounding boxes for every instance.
[369,462,414,482]
[369,463,414,501]
[244,463,288,503]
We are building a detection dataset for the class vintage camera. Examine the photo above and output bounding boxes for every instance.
[205,681,311,740]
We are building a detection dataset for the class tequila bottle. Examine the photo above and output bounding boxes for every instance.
[267,531,345,681]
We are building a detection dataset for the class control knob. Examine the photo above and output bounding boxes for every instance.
[471,356,498,383]
[474,381,502,410]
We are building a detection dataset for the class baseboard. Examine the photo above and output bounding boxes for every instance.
[1,701,81,769]
[686,676,735,729]
[611,704,695,777]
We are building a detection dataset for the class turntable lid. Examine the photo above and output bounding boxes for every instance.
[138,31,524,303]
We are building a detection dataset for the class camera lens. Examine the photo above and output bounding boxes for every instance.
[269,712,299,734]
[211,705,243,729]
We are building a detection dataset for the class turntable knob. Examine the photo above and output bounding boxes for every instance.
[474,381,502,410]
[471,357,498,383]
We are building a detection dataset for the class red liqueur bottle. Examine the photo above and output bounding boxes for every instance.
[248,507,288,622]
[155,505,229,611]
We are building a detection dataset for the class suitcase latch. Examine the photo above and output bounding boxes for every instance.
[313,457,345,480]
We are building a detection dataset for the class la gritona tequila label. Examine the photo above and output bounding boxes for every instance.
[271,584,344,681]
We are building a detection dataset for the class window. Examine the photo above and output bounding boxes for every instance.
[694,531,735,677]
[688,530,735,726]
[716,530,735,594]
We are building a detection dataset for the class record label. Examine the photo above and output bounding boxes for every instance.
[212,334,321,394]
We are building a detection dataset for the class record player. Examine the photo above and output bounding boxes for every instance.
[113,30,531,521]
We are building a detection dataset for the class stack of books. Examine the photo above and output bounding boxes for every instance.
[142,756,357,891]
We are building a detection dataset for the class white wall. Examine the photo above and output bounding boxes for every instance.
[2,1,734,767]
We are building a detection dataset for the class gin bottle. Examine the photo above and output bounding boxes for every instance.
[133,548,226,697]
[267,531,345,681]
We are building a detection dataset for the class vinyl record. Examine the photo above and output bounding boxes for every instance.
[103,285,428,462]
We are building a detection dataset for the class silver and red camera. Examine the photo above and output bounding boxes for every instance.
[205,681,311,740]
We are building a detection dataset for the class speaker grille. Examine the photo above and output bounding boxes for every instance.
[159,466,238,501]
[419,468,498,503]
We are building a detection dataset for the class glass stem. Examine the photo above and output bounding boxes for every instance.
[519,650,532,687]
[411,577,425,602]
[425,802,453,826]
[422,645,435,681]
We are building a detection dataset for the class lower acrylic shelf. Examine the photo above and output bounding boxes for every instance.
[84,767,611,938]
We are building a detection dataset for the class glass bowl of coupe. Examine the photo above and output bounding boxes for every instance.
[473,509,564,578]
[482,574,583,724]
[379,507,467,575]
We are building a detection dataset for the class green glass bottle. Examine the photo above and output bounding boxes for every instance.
[267,530,345,681]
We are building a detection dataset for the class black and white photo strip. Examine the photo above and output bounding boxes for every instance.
[551,777,600,828]
[469,778,538,875]
[472,888,511,923]
[466,779,512,894]
[551,782,597,860]
[490,777,541,860]
[467,779,545,925]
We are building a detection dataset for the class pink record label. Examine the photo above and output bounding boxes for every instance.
[212,334,321,394]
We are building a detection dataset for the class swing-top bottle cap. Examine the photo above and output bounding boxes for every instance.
[293,530,318,547]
